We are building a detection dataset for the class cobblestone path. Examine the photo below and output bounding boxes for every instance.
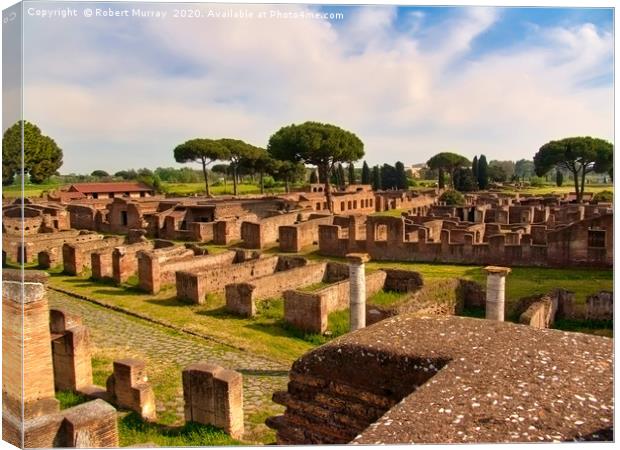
[48,290,288,443]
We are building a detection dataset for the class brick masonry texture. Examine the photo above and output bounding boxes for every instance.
[268,315,613,444]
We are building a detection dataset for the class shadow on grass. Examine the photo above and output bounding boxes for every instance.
[144,297,193,307]
[119,412,240,447]
[237,369,289,377]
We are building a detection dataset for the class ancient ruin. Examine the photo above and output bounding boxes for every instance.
[267,314,613,444]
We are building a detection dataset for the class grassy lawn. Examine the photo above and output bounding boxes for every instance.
[372,208,408,217]
[2,181,61,198]
[366,261,612,308]
[162,182,287,197]
[47,273,316,364]
[502,184,613,196]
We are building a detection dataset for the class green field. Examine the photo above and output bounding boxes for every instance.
[45,258,612,365]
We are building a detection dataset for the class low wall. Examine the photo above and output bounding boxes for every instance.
[63,236,126,276]
[241,212,299,249]
[176,255,307,304]
[284,270,387,333]
[112,241,155,284]
[225,262,328,316]
[279,214,333,252]
[137,248,237,294]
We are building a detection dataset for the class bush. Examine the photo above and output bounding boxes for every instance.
[593,190,613,204]
[529,176,545,187]
[262,175,276,188]
[439,190,465,205]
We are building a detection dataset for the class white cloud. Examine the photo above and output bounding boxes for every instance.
[19,5,613,172]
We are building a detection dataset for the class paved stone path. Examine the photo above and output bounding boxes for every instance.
[48,290,288,443]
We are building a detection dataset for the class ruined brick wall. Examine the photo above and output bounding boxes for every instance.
[106,359,157,421]
[91,251,114,280]
[67,204,99,230]
[586,291,613,321]
[63,236,125,276]
[138,248,236,294]
[241,211,299,249]
[225,262,325,316]
[190,222,216,242]
[50,309,94,392]
[112,241,155,284]
[283,270,387,333]
[3,270,60,447]
[183,363,244,439]
[136,246,195,294]
[322,214,613,268]
[279,214,333,252]
[176,255,285,304]
[269,315,613,445]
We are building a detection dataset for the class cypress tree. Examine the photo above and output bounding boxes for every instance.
[556,169,563,187]
[337,163,346,189]
[395,161,408,190]
[472,155,478,181]
[361,161,371,184]
[348,162,356,185]
[372,166,382,190]
[477,155,489,190]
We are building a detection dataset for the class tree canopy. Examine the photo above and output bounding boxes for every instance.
[3,120,63,185]
[173,138,229,196]
[218,138,262,196]
[533,137,613,202]
[426,152,470,189]
[268,121,364,211]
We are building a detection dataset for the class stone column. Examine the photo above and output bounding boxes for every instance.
[347,253,370,331]
[484,266,511,321]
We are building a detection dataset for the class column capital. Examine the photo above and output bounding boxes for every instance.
[346,253,370,264]
[484,266,511,276]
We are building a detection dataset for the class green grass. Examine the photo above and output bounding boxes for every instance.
[118,412,239,447]
[298,282,331,292]
[554,318,613,338]
[367,290,410,307]
[501,183,613,196]
[163,182,287,197]
[48,273,316,364]
[372,208,408,217]
[55,390,89,410]
[2,181,61,198]
[367,262,612,306]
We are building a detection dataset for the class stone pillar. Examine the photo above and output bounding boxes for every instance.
[2,269,60,447]
[183,362,244,439]
[106,359,157,421]
[484,266,511,321]
[50,309,94,392]
[347,253,370,331]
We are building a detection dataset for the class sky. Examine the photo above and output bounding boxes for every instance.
[5,1,615,173]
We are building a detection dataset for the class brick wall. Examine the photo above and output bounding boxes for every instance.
[176,255,301,304]
[241,212,300,249]
[112,241,155,284]
[225,261,325,316]
[279,214,333,252]
[63,236,126,276]
[284,270,387,333]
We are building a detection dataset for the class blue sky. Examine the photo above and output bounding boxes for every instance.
[8,2,614,173]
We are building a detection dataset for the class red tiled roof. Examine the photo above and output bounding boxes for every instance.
[64,182,153,194]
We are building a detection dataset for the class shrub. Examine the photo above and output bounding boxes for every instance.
[439,190,465,206]
[593,190,613,204]
[262,175,276,188]
[529,176,545,187]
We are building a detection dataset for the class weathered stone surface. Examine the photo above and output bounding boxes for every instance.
[106,359,157,421]
[268,315,613,444]
[183,362,244,439]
